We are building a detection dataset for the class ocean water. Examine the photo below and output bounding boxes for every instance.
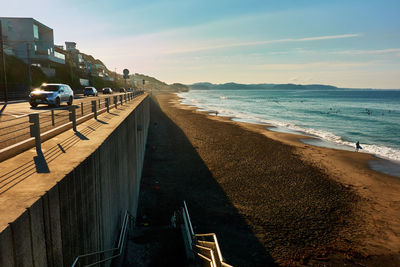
[177,88,400,163]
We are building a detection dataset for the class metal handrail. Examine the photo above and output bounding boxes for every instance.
[71,210,134,267]
[196,233,224,264]
[195,244,217,267]
[181,201,232,267]
[183,200,194,237]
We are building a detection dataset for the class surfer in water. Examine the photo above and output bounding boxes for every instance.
[356,141,362,152]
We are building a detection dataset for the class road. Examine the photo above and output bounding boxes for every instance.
[0,92,134,150]
[0,93,118,120]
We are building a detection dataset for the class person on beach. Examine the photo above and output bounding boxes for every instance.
[356,141,362,152]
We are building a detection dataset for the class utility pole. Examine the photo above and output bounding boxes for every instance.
[0,20,8,102]
[26,43,32,89]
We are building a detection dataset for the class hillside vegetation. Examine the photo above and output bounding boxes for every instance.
[132,73,189,92]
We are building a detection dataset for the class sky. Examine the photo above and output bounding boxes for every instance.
[1,0,400,88]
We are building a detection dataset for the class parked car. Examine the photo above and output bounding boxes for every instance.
[102,87,113,94]
[119,88,126,93]
[84,87,98,96]
[29,83,74,107]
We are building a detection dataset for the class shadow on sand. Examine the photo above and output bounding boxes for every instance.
[135,97,275,266]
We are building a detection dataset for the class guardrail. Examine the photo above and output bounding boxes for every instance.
[71,210,135,267]
[0,91,144,161]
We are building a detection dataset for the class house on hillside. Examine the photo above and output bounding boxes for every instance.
[0,17,65,77]
[54,45,66,63]
[65,41,85,70]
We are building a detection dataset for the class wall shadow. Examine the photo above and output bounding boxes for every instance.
[75,131,89,140]
[137,96,275,266]
[33,151,50,173]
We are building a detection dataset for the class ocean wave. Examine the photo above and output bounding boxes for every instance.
[272,122,400,161]
[177,92,400,162]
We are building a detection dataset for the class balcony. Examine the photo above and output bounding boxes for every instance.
[32,49,65,64]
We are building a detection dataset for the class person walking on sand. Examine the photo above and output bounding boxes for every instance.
[356,141,362,152]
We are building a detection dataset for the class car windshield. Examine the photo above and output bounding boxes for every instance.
[85,88,93,91]
[40,85,60,92]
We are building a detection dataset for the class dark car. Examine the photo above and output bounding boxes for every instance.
[84,87,98,96]
[29,83,74,107]
[102,87,113,94]
[119,88,126,93]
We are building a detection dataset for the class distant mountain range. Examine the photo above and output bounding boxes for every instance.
[188,82,339,90]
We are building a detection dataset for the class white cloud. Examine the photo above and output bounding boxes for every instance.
[162,33,362,55]
[331,48,400,55]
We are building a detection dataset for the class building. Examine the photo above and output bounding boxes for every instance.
[54,45,66,63]
[0,17,65,77]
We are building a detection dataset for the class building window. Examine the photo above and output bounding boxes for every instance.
[54,51,65,60]
[34,44,37,51]
[33,24,39,39]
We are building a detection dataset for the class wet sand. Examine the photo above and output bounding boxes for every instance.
[139,92,400,266]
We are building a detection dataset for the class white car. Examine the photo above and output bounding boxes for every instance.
[29,83,74,107]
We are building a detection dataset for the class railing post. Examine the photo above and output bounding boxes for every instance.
[69,105,77,131]
[29,113,41,153]
[105,97,110,113]
[92,100,97,119]
[114,96,118,108]
[124,93,127,103]
[51,110,55,126]
[98,99,101,108]
[120,95,123,105]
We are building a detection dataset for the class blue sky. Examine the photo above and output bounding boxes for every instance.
[2,0,400,88]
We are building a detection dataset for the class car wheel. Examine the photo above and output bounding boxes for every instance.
[55,97,60,107]
[30,100,38,108]
[67,96,73,105]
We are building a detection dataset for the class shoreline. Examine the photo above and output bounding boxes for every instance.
[163,92,400,265]
[177,92,400,179]
[177,91,400,168]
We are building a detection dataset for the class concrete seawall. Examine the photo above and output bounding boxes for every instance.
[0,94,150,266]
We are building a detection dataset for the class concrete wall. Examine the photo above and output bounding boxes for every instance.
[0,96,150,267]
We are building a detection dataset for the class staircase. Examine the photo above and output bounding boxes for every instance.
[178,201,233,267]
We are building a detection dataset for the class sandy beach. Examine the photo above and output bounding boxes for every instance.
[138,92,400,266]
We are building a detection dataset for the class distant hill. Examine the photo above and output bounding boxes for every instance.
[132,74,189,92]
[189,82,338,90]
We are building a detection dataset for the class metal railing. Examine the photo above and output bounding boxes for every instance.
[180,201,232,267]
[71,210,134,267]
[195,233,233,267]
[0,91,144,160]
